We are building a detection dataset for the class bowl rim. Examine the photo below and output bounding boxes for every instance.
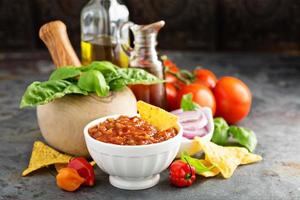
[84,113,183,149]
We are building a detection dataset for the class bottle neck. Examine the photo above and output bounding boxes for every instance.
[90,0,119,6]
[130,32,161,68]
[133,33,158,59]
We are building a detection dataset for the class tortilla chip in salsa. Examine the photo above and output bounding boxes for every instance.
[137,101,178,131]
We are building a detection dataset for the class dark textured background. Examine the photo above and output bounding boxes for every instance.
[1,0,300,53]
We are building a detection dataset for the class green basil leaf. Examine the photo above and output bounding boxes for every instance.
[79,61,121,84]
[180,93,199,111]
[20,80,88,108]
[180,152,213,174]
[109,78,127,91]
[211,117,230,145]
[49,66,81,80]
[79,61,117,74]
[117,68,164,85]
[228,126,257,152]
[78,70,109,97]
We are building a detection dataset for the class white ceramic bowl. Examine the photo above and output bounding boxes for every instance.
[176,107,214,157]
[84,114,183,190]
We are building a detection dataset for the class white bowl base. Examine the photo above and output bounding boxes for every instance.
[109,174,160,190]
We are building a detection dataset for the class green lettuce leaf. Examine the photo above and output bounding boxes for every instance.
[117,68,164,85]
[20,61,164,107]
[49,66,81,80]
[20,80,88,108]
[79,61,117,73]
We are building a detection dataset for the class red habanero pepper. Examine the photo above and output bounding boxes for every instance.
[169,160,196,187]
[68,157,95,186]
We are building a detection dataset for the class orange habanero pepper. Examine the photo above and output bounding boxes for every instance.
[56,167,85,192]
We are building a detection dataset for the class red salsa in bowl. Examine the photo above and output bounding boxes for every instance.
[88,115,178,145]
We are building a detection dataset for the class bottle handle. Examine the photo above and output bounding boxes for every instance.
[117,21,134,57]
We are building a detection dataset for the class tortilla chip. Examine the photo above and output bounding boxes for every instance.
[54,160,97,173]
[137,101,178,131]
[22,141,72,176]
[241,152,262,164]
[187,139,203,156]
[194,137,262,178]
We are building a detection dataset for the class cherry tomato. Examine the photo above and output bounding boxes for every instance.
[166,83,178,111]
[165,73,178,84]
[165,73,186,89]
[213,76,252,124]
[194,69,218,89]
[176,83,216,115]
[169,160,196,187]
[163,59,180,73]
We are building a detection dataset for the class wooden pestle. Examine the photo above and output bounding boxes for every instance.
[39,20,81,68]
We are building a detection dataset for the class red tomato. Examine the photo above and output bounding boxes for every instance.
[163,59,180,73]
[213,76,252,124]
[166,83,178,111]
[176,83,216,115]
[165,73,178,84]
[194,69,217,89]
[165,73,186,90]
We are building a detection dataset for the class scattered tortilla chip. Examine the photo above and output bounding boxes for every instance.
[240,151,263,165]
[187,139,203,156]
[137,101,178,131]
[194,137,262,178]
[22,141,72,176]
[54,160,97,172]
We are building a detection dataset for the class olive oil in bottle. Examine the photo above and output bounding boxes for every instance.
[81,0,129,67]
[81,37,129,67]
[81,36,114,65]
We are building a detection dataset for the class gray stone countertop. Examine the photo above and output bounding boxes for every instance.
[0,51,300,200]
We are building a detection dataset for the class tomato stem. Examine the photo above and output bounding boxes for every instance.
[165,68,191,85]
[184,157,193,180]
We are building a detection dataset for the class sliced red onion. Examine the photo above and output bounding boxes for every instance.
[172,110,202,122]
[170,109,183,115]
[172,108,210,139]
[182,116,208,130]
[183,128,208,139]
